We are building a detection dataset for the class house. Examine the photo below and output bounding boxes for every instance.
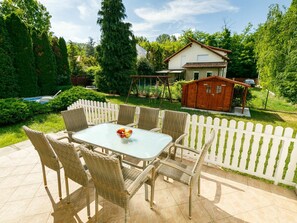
[181,76,249,113]
[161,37,231,81]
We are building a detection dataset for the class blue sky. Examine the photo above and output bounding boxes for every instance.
[38,0,291,43]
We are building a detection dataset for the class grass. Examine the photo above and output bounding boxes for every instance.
[0,113,65,148]
[0,90,296,149]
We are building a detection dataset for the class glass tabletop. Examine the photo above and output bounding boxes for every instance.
[73,123,173,161]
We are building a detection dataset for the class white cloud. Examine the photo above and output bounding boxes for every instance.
[51,21,97,43]
[134,0,238,25]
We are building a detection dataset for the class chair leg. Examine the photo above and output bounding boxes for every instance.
[86,187,91,219]
[150,183,155,209]
[145,184,149,201]
[197,176,201,196]
[125,207,129,223]
[65,176,70,204]
[189,185,192,219]
[41,164,47,187]
[57,170,62,200]
[95,190,98,214]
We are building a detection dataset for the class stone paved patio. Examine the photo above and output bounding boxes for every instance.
[1,134,297,223]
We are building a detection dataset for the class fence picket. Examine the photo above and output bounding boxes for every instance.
[257,125,274,175]
[265,126,284,178]
[217,119,228,164]
[231,121,245,169]
[223,120,236,167]
[284,134,297,183]
[239,122,254,171]
[247,123,263,173]
[274,128,294,184]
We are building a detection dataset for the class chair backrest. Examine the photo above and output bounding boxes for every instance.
[162,110,189,141]
[61,107,88,133]
[137,107,159,130]
[80,147,127,208]
[117,104,136,125]
[193,130,216,179]
[47,136,89,187]
[23,126,60,171]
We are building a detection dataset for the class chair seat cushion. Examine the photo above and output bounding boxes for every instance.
[158,159,193,185]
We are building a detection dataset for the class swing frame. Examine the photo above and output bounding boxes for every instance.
[125,75,172,104]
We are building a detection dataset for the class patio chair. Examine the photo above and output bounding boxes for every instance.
[80,146,156,223]
[61,107,92,143]
[47,136,91,218]
[137,107,160,131]
[157,130,216,219]
[111,104,136,126]
[23,126,63,200]
[157,110,190,160]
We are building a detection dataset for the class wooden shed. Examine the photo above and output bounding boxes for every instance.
[181,76,250,113]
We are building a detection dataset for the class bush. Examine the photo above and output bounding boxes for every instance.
[48,86,106,111]
[163,80,191,101]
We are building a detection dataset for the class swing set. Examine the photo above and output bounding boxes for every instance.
[125,75,172,103]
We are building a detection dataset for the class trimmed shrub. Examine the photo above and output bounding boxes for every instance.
[232,85,253,107]
[48,86,106,111]
[0,98,52,126]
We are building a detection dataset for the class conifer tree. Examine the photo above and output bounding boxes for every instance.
[0,16,19,98]
[97,0,137,95]
[32,31,56,95]
[6,13,38,97]
[58,37,71,85]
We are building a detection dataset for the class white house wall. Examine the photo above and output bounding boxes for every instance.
[168,43,224,69]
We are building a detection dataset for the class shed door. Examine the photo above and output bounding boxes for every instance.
[196,81,227,111]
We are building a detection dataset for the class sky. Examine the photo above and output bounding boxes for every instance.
[38,0,292,43]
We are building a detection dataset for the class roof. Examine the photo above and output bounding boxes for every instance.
[182,62,227,68]
[188,76,250,87]
[156,69,185,74]
[164,37,231,62]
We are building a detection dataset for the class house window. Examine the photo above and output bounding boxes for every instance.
[193,71,199,80]
[207,71,213,77]
[197,54,208,62]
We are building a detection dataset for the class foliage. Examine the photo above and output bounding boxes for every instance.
[0,98,50,126]
[48,86,106,111]
[97,0,137,95]
[254,2,297,103]
[0,0,51,33]
[32,31,56,95]
[85,66,101,85]
[6,13,38,97]
[86,37,95,57]
[58,37,71,85]
[0,16,19,98]
[136,57,154,75]
[68,40,82,76]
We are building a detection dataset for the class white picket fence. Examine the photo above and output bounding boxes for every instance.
[68,99,297,186]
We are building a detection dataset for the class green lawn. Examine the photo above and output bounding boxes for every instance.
[0,91,296,149]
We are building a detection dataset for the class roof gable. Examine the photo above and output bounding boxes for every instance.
[164,37,231,62]
[190,76,250,87]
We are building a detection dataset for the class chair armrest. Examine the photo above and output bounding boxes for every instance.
[150,127,161,132]
[126,164,154,195]
[107,119,117,123]
[174,133,188,145]
[126,122,137,127]
[160,160,194,177]
[56,135,70,141]
[174,143,200,155]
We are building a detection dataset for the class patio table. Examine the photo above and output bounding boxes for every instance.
[72,123,173,161]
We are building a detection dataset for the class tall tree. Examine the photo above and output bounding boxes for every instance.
[86,37,95,57]
[32,31,56,95]
[97,0,137,95]
[6,13,38,97]
[58,37,71,85]
[0,0,51,33]
[0,16,19,98]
